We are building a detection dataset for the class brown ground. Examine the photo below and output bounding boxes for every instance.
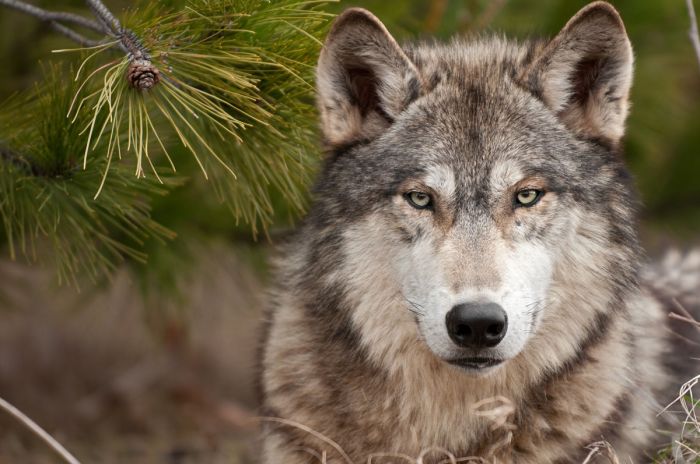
[0,245,264,464]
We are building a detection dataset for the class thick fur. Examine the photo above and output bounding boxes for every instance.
[260,3,700,463]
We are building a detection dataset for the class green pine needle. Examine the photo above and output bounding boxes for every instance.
[0,65,178,287]
[59,0,332,231]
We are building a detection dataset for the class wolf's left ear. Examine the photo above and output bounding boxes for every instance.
[316,8,423,148]
[520,2,633,148]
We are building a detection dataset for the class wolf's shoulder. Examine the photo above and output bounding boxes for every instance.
[642,248,700,384]
[644,248,700,311]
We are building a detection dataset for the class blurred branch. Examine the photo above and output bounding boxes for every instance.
[0,144,35,174]
[0,396,82,464]
[424,0,448,34]
[0,142,77,177]
[0,0,147,57]
[230,227,294,245]
[458,0,507,34]
[687,0,700,70]
[0,0,106,47]
[43,21,104,47]
[0,0,105,33]
[472,0,507,32]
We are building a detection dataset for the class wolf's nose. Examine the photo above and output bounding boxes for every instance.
[446,302,508,349]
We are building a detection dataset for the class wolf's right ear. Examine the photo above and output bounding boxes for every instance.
[520,2,633,148]
[317,9,423,148]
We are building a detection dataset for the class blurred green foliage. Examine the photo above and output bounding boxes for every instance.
[0,0,328,300]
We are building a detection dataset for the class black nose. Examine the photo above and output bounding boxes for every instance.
[446,302,508,349]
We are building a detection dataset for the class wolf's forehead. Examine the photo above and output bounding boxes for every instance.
[420,159,523,194]
[406,86,539,181]
[405,37,539,94]
[400,40,545,161]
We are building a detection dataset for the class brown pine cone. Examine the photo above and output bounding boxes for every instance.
[127,59,160,90]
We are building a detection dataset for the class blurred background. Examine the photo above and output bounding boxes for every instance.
[0,0,698,462]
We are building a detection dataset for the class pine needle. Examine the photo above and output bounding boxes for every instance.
[61,0,330,229]
[0,65,177,287]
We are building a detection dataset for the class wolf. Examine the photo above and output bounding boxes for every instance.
[259,2,700,462]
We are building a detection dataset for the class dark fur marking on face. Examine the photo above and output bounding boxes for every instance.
[325,137,374,162]
[395,225,415,244]
[427,72,441,91]
[404,76,421,108]
[579,134,618,152]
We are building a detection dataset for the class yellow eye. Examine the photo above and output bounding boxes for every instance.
[406,191,432,209]
[515,189,542,207]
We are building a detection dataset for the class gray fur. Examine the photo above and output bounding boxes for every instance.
[259,2,700,462]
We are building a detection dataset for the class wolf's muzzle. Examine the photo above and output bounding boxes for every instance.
[445,302,508,349]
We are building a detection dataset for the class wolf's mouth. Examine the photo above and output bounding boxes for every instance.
[447,357,504,370]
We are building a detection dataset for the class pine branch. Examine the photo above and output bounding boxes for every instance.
[61,0,330,226]
[0,65,178,286]
[46,21,105,48]
[85,0,142,57]
[0,144,36,175]
[2,0,331,238]
[0,0,106,47]
[0,0,106,33]
[0,0,152,57]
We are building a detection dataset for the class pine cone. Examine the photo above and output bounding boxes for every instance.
[127,59,160,90]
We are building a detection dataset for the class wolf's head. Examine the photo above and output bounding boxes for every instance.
[303,2,640,377]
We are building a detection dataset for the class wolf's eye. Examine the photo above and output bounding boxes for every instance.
[406,191,432,209]
[515,189,543,207]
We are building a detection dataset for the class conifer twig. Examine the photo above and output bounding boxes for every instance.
[46,21,105,48]
[0,0,106,47]
[83,0,154,79]
[85,0,121,35]
[0,396,82,464]
[0,0,146,56]
[687,0,700,70]
[0,0,106,33]
[0,0,156,84]
[0,144,39,175]
[84,0,149,58]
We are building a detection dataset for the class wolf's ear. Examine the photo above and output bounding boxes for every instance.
[520,2,633,148]
[317,8,423,148]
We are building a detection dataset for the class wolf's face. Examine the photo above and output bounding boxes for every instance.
[309,3,639,375]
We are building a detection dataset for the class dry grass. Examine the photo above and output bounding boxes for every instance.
[655,301,700,463]
[655,375,700,463]
[259,408,625,464]
[581,442,619,464]
[0,396,81,464]
[260,397,508,463]
[657,370,700,459]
